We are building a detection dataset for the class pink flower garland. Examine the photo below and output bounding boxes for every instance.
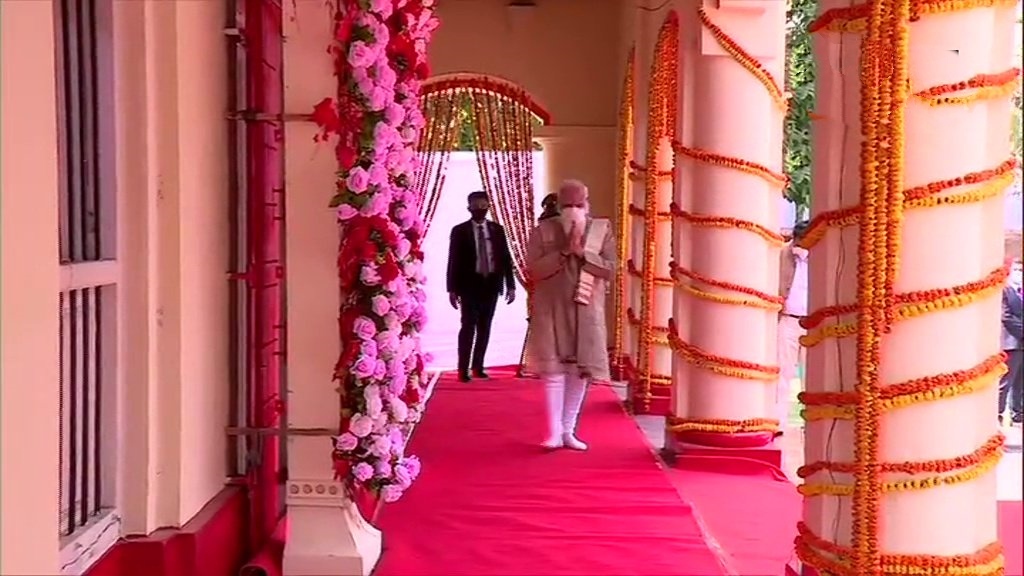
[311,0,438,503]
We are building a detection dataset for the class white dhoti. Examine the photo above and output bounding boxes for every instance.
[775,315,805,427]
[543,372,590,450]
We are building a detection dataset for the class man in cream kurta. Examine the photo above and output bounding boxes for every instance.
[525,180,616,450]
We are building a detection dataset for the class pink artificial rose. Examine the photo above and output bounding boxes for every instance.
[409,305,427,330]
[360,264,381,286]
[404,455,421,479]
[388,372,408,396]
[395,237,412,259]
[374,460,393,478]
[335,432,359,451]
[376,329,400,353]
[371,294,392,316]
[394,464,413,488]
[367,87,389,112]
[383,312,401,331]
[368,0,393,18]
[367,163,389,188]
[370,434,393,458]
[374,121,399,148]
[349,414,374,438]
[360,339,378,360]
[347,42,377,70]
[384,103,406,127]
[400,126,417,144]
[355,75,376,99]
[353,316,378,341]
[337,204,358,221]
[390,398,409,421]
[352,355,376,379]
[381,485,404,503]
[392,300,412,322]
[346,166,370,194]
[373,359,387,380]
[365,388,384,418]
[352,462,374,482]
[361,192,391,217]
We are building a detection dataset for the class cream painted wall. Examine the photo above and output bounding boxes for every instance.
[173,0,231,524]
[0,0,63,574]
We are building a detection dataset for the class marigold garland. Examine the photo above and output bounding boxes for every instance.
[809,0,1019,33]
[796,523,1005,576]
[798,158,1017,249]
[696,8,788,111]
[673,142,790,189]
[666,318,778,381]
[666,416,779,434]
[612,48,636,374]
[636,12,679,412]
[669,202,786,247]
[913,68,1022,106]
[798,0,1015,571]
[800,263,1009,347]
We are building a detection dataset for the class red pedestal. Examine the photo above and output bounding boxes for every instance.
[621,356,672,415]
[664,435,783,469]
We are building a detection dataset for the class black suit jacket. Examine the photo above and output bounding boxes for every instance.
[446,220,515,296]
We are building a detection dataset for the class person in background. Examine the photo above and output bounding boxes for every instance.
[525,180,615,451]
[446,191,516,383]
[776,220,810,434]
[539,192,560,221]
[998,258,1023,426]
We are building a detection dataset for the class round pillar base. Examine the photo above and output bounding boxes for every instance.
[673,430,775,449]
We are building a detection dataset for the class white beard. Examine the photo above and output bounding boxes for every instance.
[559,207,586,234]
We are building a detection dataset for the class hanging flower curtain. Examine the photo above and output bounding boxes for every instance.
[469,90,536,289]
[413,93,461,235]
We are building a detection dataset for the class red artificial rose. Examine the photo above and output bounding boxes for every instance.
[379,254,401,284]
[415,60,431,80]
[357,239,378,261]
[311,98,341,141]
[402,384,422,405]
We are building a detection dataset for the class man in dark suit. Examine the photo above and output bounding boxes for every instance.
[447,191,516,382]
[999,259,1023,425]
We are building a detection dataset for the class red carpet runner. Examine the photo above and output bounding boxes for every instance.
[374,370,729,576]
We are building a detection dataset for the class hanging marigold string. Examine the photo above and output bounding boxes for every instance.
[414,91,461,234]
[636,12,679,413]
[612,47,637,376]
[468,88,539,290]
[796,0,1013,574]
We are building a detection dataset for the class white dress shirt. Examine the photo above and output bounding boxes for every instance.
[473,221,495,275]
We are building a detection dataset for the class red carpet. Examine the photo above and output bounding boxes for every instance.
[374,369,729,576]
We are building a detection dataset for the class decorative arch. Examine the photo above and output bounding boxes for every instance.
[413,73,547,302]
[634,11,679,413]
[611,47,637,379]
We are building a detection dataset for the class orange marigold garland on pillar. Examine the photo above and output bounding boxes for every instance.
[663,6,787,435]
[796,0,1014,574]
[612,48,637,377]
[636,12,679,412]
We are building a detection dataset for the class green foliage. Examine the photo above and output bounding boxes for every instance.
[1013,84,1022,161]
[784,0,818,215]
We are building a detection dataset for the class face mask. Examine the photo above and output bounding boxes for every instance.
[469,208,487,221]
[559,207,586,232]
[1011,268,1023,287]
[792,247,809,259]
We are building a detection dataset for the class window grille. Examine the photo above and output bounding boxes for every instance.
[55,0,118,549]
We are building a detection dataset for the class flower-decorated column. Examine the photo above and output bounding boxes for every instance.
[610,48,637,381]
[795,0,1018,574]
[285,0,436,574]
[665,0,788,458]
[629,12,678,415]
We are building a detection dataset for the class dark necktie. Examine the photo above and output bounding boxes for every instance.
[476,224,491,275]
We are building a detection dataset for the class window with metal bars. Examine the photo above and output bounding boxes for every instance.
[54,0,119,554]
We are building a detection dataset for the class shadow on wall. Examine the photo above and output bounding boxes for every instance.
[419,151,547,371]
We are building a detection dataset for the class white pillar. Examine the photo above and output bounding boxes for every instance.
[282,1,380,573]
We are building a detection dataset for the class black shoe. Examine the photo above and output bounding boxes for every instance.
[458,372,471,383]
[472,369,490,379]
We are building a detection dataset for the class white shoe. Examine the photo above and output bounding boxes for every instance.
[562,433,588,451]
[561,373,589,451]
[542,376,565,449]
